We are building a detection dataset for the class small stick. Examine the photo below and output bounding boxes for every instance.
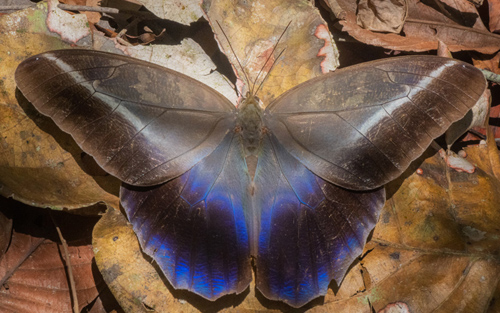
[0,5,34,10]
[480,69,500,84]
[57,3,157,19]
[50,214,78,313]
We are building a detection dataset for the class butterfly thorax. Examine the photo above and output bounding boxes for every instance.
[236,94,264,180]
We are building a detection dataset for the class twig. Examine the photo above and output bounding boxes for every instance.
[467,128,500,149]
[50,214,78,313]
[0,5,35,11]
[57,3,157,19]
[480,69,500,84]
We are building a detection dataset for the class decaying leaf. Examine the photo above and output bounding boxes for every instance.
[59,0,102,24]
[141,0,203,25]
[203,0,339,105]
[357,147,500,312]
[473,51,500,74]
[333,0,500,54]
[356,0,408,33]
[489,0,500,33]
[0,198,105,313]
[92,208,180,313]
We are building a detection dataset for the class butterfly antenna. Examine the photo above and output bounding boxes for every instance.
[252,21,292,96]
[254,47,286,97]
[216,21,252,94]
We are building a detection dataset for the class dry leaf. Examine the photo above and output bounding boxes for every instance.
[489,0,500,33]
[356,0,408,33]
[354,142,500,312]
[59,0,102,24]
[93,208,179,313]
[0,199,104,312]
[203,0,340,105]
[473,51,500,74]
[141,0,203,25]
[306,139,500,312]
[333,0,500,53]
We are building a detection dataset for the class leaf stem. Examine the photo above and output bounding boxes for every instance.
[50,214,78,313]
[57,3,157,19]
[480,69,500,84]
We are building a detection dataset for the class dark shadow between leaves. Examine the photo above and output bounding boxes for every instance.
[0,195,99,243]
[419,0,479,28]
[130,17,237,87]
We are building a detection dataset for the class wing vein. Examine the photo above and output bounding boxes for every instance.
[128,118,231,185]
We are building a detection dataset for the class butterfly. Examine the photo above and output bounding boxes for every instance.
[15,49,485,307]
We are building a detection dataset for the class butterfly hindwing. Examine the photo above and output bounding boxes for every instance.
[252,133,385,308]
[264,56,486,190]
[14,50,236,186]
[121,132,252,299]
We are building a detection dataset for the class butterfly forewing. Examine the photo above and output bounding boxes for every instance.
[264,56,486,190]
[14,50,236,186]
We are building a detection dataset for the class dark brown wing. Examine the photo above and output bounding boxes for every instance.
[15,49,236,186]
[264,56,486,190]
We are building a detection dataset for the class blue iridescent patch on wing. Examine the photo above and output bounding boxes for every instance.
[253,134,385,308]
[121,133,252,300]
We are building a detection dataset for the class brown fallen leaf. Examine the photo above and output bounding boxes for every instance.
[0,197,107,313]
[489,0,500,33]
[356,0,408,33]
[92,208,180,313]
[473,51,500,74]
[59,0,102,24]
[0,1,120,210]
[359,143,500,312]
[332,0,500,54]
